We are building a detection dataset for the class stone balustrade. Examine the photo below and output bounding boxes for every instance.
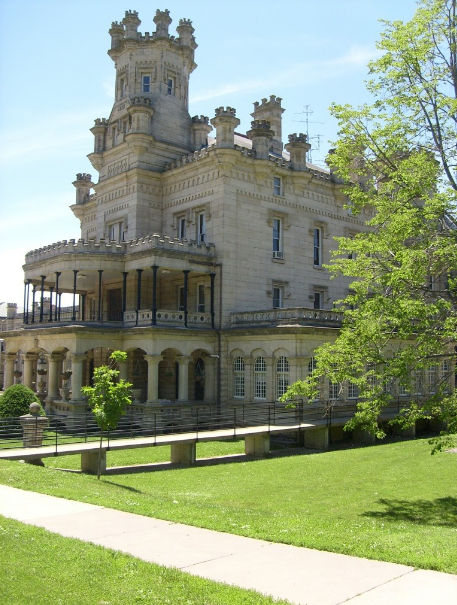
[124,309,212,327]
[231,306,342,327]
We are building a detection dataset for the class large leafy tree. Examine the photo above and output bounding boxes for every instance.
[281,0,457,450]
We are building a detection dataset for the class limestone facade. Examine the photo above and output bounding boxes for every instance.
[1,9,374,415]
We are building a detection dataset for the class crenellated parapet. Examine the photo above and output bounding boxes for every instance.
[90,119,109,154]
[109,21,124,49]
[191,115,212,150]
[153,9,172,38]
[24,234,216,265]
[177,18,196,48]
[123,10,141,39]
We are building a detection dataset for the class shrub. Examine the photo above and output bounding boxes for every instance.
[0,384,44,418]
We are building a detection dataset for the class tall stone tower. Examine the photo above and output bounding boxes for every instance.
[76,9,199,241]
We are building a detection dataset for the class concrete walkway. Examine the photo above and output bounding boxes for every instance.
[1,485,456,605]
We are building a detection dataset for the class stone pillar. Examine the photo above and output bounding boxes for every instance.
[245,433,270,457]
[177,356,192,402]
[69,354,87,401]
[251,96,285,155]
[210,107,240,149]
[3,354,16,389]
[306,426,329,450]
[109,21,124,50]
[45,354,61,404]
[81,451,106,475]
[153,9,171,38]
[171,442,196,465]
[285,133,311,171]
[123,9,141,39]
[204,357,216,403]
[23,354,37,390]
[118,360,128,381]
[90,118,108,153]
[244,357,253,401]
[144,355,163,403]
[265,357,275,402]
[247,120,274,160]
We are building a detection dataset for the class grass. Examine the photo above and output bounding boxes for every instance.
[0,516,292,605]
[0,438,456,573]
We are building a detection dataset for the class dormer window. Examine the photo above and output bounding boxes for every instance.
[142,75,150,93]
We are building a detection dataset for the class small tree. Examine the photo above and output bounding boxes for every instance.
[81,351,132,479]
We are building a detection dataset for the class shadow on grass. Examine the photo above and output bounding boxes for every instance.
[363,497,457,527]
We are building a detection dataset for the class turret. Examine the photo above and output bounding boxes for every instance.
[72,173,93,205]
[90,118,109,153]
[285,133,311,171]
[191,116,212,150]
[153,9,172,38]
[210,107,240,149]
[123,10,141,39]
[109,21,124,49]
[247,120,274,160]
[252,96,285,156]
[177,18,196,48]
[127,97,154,134]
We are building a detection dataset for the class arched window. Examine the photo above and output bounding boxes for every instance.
[276,356,290,399]
[254,356,267,399]
[233,356,245,398]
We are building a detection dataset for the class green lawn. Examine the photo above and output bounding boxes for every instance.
[0,438,456,573]
[0,516,291,605]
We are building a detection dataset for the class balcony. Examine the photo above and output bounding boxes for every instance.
[230,306,343,328]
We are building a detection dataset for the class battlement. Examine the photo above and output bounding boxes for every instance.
[125,10,139,19]
[288,133,308,143]
[250,120,272,131]
[24,235,216,265]
[131,96,152,106]
[192,115,210,124]
[94,118,109,127]
[179,18,193,26]
[253,95,283,110]
[214,107,237,117]
[76,173,92,182]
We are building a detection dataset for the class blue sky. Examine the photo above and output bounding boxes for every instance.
[0,0,418,306]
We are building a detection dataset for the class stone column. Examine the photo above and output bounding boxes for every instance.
[69,353,87,401]
[210,107,240,149]
[247,120,274,160]
[45,354,62,404]
[204,357,216,403]
[265,357,275,402]
[177,356,192,402]
[144,355,163,403]
[244,357,253,401]
[285,133,311,171]
[3,354,16,389]
[118,360,128,382]
[23,354,37,390]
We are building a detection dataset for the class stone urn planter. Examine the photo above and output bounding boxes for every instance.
[131,388,142,404]
[59,387,70,401]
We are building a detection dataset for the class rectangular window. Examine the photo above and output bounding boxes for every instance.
[348,382,359,399]
[178,217,186,239]
[313,290,324,310]
[329,380,339,400]
[119,78,126,98]
[273,285,284,309]
[272,218,283,258]
[167,77,175,95]
[197,212,206,244]
[142,75,150,93]
[197,284,205,312]
[233,357,245,398]
[108,222,125,242]
[273,177,281,196]
[178,286,185,311]
[313,227,322,266]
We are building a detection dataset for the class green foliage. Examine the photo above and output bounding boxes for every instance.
[81,351,132,478]
[0,384,43,418]
[81,351,132,433]
[282,0,457,448]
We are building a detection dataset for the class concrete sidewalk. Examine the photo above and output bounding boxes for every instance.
[1,485,456,605]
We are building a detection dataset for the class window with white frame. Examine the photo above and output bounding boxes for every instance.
[233,357,245,398]
[272,218,283,259]
[167,76,175,95]
[197,284,205,312]
[142,75,150,93]
[308,357,317,374]
[273,285,284,309]
[428,364,437,394]
[254,356,267,399]
[441,359,450,393]
[108,221,125,242]
[313,227,322,267]
[178,216,186,239]
[273,176,282,196]
[276,356,290,399]
[329,379,339,400]
[197,212,206,244]
[348,382,359,399]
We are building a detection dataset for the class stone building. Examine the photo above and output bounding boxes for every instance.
[1,9,372,418]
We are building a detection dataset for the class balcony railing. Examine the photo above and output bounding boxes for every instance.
[230,306,343,327]
[124,308,213,327]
